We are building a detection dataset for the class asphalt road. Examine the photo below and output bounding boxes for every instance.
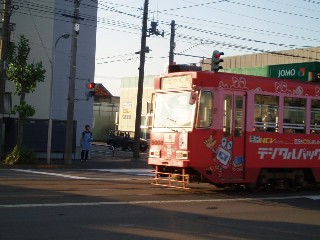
[0,147,320,240]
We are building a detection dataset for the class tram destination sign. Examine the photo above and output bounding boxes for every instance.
[161,75,192,90]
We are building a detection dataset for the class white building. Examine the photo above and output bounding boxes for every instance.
[2,0,97,158]
[118,75,155,140]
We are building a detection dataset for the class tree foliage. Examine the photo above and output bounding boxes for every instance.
[7,35,46,96]
[7,35,46,147]
[12,100,35,119]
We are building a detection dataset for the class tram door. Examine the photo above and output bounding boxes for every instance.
[221,91,245,180]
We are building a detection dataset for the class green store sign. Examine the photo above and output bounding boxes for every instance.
[270,66,307,80]
[222,62,320,81]
[269,62,320,81]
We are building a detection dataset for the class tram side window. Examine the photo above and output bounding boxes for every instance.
[311,99,320,134]
[235,96,243,137]
[283,97,306,134]
[254,95,279,132]
[196,91,213,128]
[223,95,232,136]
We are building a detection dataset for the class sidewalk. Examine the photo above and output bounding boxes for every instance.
[0,147,150,170]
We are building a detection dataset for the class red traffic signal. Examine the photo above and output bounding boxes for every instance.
[86,83,96,89]
[211,50,224,72]
[213,53,222,58]
[85,82,96,98]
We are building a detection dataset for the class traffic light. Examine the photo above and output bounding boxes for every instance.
[85,82,96,98]
[211,50,224,72]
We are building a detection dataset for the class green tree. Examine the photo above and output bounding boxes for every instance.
[7,35,46,147]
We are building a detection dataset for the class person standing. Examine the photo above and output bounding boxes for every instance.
[80,124,92,161]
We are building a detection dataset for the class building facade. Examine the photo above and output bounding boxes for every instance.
[202,47,320,79]
[1,0,97,157]
[92,83,119,141]
[118,75,155,139]
[202,47,320,69]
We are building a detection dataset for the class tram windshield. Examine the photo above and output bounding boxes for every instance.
[153,92,195,128]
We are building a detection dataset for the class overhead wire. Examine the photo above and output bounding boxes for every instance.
[162,3,319,34]
[157,0,320,60]
[11,0,144,67]
[157,12,320,41]
[13,0,320,64]
[268,0,320,14]
[26,0,317,39]
[24,0,52,66]
[303,0,320,4]
[225,0,319,20]
[142,0,320,59]
[18,0,318,43]
[175,33,320,61]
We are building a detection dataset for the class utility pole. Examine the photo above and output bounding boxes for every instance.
[133,0,148,158]
[0,0,11,158]
[64,0,80,164]
[169,20,175,65]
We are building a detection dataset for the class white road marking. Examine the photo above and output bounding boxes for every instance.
[4,169,319,209]
[90,169,151,172]
[0,195,318,208]
[90,168,153,176]
[12,169,92,179]
[305,195,320,200]
[10,169,152,180]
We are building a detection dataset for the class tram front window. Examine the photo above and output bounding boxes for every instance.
[153,92,195,128]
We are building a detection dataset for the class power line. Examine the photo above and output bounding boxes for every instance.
[14,1,320,65]
[25,0,52,66]
[157,12,320,41]
[159,4,319,34]
[303,0,320,4]
[175,33,320,61]
[178,25,313,49]
[160,0,227,12]
[16,1,320,42]
[226,0,319,20]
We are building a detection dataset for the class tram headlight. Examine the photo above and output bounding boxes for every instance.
[149,149,161,158]
[176,150,188,160]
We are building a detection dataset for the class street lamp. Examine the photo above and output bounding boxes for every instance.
[46,33,70,164]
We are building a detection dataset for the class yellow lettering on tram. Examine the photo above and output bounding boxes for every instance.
[261,138,276,144]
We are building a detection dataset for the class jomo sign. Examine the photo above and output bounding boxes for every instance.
[277,68,305,78]
[270,66,306,80]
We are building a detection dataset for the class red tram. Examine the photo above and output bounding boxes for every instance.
[147,67,320,190]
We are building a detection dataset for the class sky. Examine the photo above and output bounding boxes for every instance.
[94,0,320,96]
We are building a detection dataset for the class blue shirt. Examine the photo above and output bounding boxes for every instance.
[81,131,92,151]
